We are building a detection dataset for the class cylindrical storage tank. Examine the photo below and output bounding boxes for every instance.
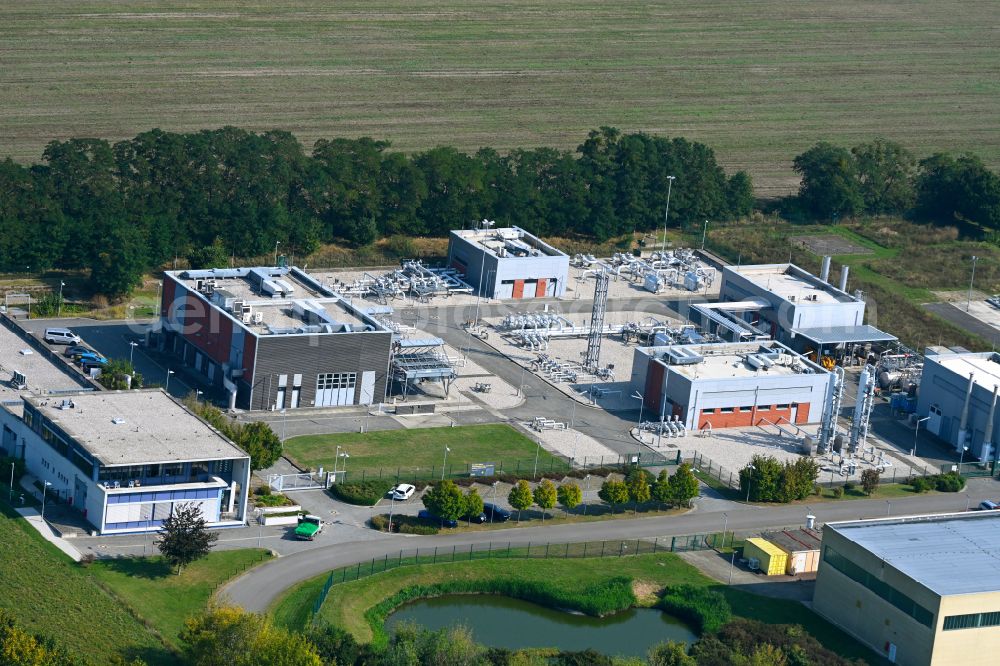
[806,515,816,529]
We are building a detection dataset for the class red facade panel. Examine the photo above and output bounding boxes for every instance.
[512,280,525,299]
[242,333,257,377]
[161,276,177,318]
[535,279,547,298]
[644,360,664,412]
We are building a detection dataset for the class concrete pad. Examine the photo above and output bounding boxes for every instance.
[16,507,83,562]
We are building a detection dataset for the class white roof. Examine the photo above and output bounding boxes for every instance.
[26,390,247,466]
[829,512,1000,596]
[935,354,1000,392]
[732,264,854,305]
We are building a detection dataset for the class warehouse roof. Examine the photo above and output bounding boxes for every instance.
[763,528,822,553]
[640,341,827,379]
[933,353,1000,393]
[827,512,1000,596]
[25,390,248,466]
[727,264,857,305]
[791,325,897,345]
[451,226,567,259]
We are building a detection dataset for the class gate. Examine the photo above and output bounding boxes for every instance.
[267,472,328,492]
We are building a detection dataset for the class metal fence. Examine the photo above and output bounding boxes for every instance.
[688,452,741,490]
[338,450,682,486]
[308,532,724,624]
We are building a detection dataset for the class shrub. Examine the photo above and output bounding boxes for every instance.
[911,476,934,493]
[329,480,393,506]
[831,487,844,499]
[935,471,965,492]
[843,481,856,492]
[370,513,440,535]
[657,585,732,634]
[252,492,294,508]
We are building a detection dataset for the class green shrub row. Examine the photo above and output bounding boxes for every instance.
[369,514,439,535]
[911,471,965,493]
[330,480,394,506]
[657,584,732,634]
[364,576,636,648]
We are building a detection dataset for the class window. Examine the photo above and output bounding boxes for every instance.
[944,611,1000,631]
[740,406,754,412]
[822,546,934,628]
[720,407,735,414]
[776,404,790,410]
[316,372,358,407]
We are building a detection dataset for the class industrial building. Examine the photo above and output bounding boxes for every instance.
[813,512,1000,666]
[447,225,569,299]
[711,261,895,356]
[629,340,832,430]
[761,528,822,575]
[0,390,250,535]
[159,266,394,410]
[915,349,1000,462]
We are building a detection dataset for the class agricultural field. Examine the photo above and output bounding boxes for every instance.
[2,0,998,196]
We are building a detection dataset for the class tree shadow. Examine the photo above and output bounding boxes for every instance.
[97,554,172,580]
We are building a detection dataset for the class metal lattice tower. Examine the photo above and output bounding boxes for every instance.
[584,270,610,372]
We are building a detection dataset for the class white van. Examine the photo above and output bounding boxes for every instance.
[43,328,81,345]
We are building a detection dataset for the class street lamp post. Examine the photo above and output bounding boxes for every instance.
[280,408,287,442]
[129,341,138,366]
[274,241,281,266]
[532,440,540,478]
[40,481,52,520]
[196,389,203,403]
[701,220,708,251]
[9,462,14,503]
[745,465,755,503]
[583,474,590,515]
[886,500,892,516]
[387,493,396,533]
[441,446,450,481]
[256,508,263,548]
[661,176,676,255]
[722,512,729,550]
[968,255,979,312]
[491,481,499,525]
[959,445,969,472]
[165,369,174,393]
[632,391,645,463]
[912,416,930,457]
[57,280,65,317]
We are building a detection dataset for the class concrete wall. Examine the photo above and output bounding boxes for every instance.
[933,591,1000,666]
[813,528,940,666]
[916,352,1000,459]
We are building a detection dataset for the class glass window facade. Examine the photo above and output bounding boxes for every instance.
[823,546,935,628]
[944,611,1000,631]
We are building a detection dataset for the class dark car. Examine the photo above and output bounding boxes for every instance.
[418,509,458,528]
[483,502,511,522]
[464,512,487,524]
[63,345,91,358]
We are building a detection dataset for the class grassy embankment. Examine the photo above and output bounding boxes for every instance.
[284,424,571,480]
[3,1,998,196]
[272,553,880,663]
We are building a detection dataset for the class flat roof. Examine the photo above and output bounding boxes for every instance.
[0,322,88,396]
[792,325,897,345]
[934,353,1000,393]
[763,528,822,553]
[26,390,248,466]
[641,341,827,379]
[828,512,1000,596]
[452,226,567,259]
[730,264,856,305]
[170,267,385,336]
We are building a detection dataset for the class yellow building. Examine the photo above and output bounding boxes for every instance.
[763,528,822,575]
[743,537,788,576]
[813,512,1000,666]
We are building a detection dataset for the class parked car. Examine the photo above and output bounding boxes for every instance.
[390,483,416,501]
[63,345,91,358]
[978,500,1000,511]
[74,351,107,365]
[483,502,511,522]
[464,511,487,524]
[43,328,81,345]
[418,509,458,528]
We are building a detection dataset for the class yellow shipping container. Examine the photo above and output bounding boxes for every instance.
[744,537,788,576]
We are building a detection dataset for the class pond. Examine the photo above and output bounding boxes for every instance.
[385,594,697,657]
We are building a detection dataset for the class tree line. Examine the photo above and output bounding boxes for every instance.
[0,127,753,298]
[790,137,1000,227]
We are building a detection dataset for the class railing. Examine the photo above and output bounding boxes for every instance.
[308,532,727,624]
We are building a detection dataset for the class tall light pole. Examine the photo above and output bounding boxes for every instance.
[274,241,281,266]
[532,440,541,478]
[40,480,52,520]
[196,389,203,403]
[886,500,892,516]
[280,408,287,442]
[912,416,930,457]
[441,446,451,481]
[387,492,396,533]
[256,507,263,548]
[632,391,645,462]
[967,255,978,312]
[722,512,729,550]
[661,175,676,255]
[9,462,14,503]
[745,464,755,503]
[491,481,499,525]
[959,445,969,472]
[701,220,708,251]
[129,341,138,366]
[165,369,174,393]
[473,219,493,328]
[57,280,65,317]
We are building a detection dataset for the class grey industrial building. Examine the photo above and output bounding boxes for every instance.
[159,266,394,411]
[447,226,569,300]
[915,349,1000,462]
[629,340,832,430]
[708,261,895,355]
[0,390,251,535]
[813,512,1000,666]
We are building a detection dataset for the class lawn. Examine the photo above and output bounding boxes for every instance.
[2,1,998,195]
[275,552,879,663]
[88,549,271,650]
[284,424,570,480]
[0,502,168,664]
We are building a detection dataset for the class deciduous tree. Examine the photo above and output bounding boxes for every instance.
[508,479,533,524]
[598,479,629,514]
[157,503,218,573]
[532,479,557,521]
[421,479,465,524]
[667,464,700,508]
[557,482,582,513]
[861,468,881,496]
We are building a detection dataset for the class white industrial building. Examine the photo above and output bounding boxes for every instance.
[447,225,569,300]
[916,349,1000,462]
[0,390,250,534]
[711,260,895,356]
[629,340,832,430]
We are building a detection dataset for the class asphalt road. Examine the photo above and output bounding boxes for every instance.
[221,479,1000,613]
[924,301,1000,347]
